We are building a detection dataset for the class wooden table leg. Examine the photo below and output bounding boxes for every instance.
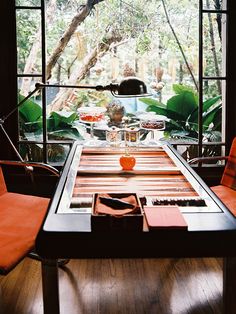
[41,259,60,314]
[223,257,236,314]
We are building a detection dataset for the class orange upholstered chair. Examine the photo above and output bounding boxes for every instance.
[189,137,236,217]
[0,160,59,275]
[211,138,236,216]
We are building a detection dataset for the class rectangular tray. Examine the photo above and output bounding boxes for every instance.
[91,193,143,231]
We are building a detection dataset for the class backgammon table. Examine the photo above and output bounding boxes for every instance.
[36,142,236,314]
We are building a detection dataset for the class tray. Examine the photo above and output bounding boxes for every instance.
[91,193,143,231]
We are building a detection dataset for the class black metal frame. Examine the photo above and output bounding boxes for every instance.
[198,1,228,156]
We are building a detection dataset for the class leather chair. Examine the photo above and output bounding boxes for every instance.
[0,160,59,275]
[189,138,236,216]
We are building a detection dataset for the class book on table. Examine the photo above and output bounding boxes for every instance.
[144,206,188,230]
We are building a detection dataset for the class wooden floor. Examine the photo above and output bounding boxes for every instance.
[0,257,223,314]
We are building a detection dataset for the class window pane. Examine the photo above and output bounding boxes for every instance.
[45,0,199,145]
[202,79,223,143]
[18,77,43,142]
[203,0,227,10]
[19,143,71,164]
[203,13,226,77]
[46,87,88,143]
[46,1,199,98]
[19,143,43,162]
[47,144,71,164]
[15,0,41,6]
[16,9,42,74]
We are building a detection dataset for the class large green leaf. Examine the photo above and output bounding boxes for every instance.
[18,94,42,122]
[202,104,222,130]
[21,118,43,131]
[50,111,78,129]
[165,119,184,131]
[211,107,222,131]
[203,95,221,111]
[166,91,198,120]
[139,98,185,121]
[139,97,164,107]
[188,95,221,123]
[172,84,196,95]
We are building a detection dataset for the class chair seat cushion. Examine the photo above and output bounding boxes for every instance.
[211,185,236,217]
[0,192,49,274]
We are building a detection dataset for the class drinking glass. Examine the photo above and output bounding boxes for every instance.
[78,106,106,146]
[139,114,165,146]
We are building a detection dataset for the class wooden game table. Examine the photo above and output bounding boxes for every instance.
[36,142,236,314]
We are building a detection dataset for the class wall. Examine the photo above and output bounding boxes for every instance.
[0,1,18,159]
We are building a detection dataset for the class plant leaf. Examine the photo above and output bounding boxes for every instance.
[172,84,196,95]
[50,111,78,129]
[139,97,185,121]
[166,91,198,120]
[18,94,42,122]
[202,104,222,130]
[188,95,221,123]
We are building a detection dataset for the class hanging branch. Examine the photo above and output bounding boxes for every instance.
[20,0,57,95]
[46,0,104,80]
[161,0,199,91]
[214,0,222,40]
[48,29,122,112]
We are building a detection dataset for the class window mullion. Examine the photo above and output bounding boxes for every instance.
[41,0,47,163]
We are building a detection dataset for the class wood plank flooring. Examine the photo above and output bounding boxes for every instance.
[0,257,223,314]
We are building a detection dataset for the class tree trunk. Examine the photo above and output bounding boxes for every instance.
[214,0,222,40]
[48,30,122,112]
[20,0,57,95]
[46,0,104,80]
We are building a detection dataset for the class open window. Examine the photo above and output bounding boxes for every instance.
[14,0,229,165]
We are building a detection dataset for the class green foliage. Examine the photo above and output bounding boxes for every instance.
[18,94,85,141]
[139,84,222,142]
[136,33,152,54]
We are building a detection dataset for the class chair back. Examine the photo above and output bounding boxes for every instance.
[221,137,236,190]
[0,167,7,196]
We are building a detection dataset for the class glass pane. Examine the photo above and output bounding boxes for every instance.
[19,143,44,162]
[203,13,226,77]
[47,144,71,164]
[176,144,199,161]
[201,143,223,158]
[46,86,87,142]
[45,0,200,145]
[18,77,43,142]
[203,0,227,10]
[19,143,71,164]
[15,0,41,6]
[202,79,223,143]
[16,9,42,74]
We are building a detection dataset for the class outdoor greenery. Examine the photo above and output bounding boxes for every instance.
[140,83,222,159]
[16,0,224,160]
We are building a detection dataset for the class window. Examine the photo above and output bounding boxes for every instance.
[14,0,228,164]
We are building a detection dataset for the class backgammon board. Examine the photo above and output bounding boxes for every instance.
[57,145,223,218]
[37,142,236,258]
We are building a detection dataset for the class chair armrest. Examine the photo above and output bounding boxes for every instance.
[0,160,60,177]
[188,156,229,165]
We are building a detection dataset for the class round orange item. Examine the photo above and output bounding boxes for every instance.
[119,154,136,170]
